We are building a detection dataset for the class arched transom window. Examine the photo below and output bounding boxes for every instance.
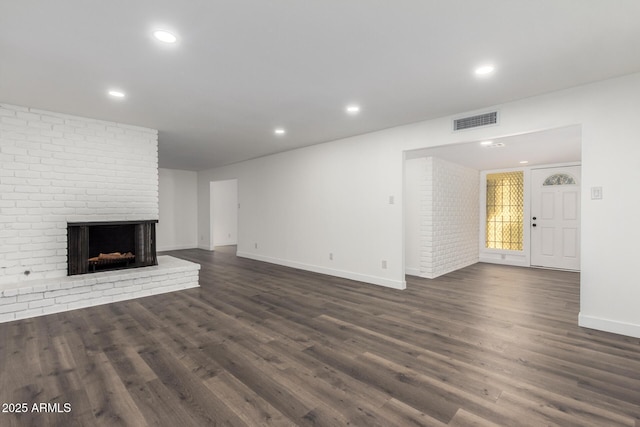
[543,173,576,186]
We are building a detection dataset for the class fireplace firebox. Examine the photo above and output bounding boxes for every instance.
[67,220,158,275]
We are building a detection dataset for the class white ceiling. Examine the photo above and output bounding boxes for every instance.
[405,125,582,171]
[1,1,639,171]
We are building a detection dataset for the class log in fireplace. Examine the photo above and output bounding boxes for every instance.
[67,220,158,275]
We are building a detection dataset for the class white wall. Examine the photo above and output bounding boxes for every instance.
[197,72,640,338]
[158,168,198,251]
[210,179,238,248]
[0,103,158,286]
[199,136,404,289]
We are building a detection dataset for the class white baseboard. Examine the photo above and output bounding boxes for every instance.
[406,261,479,279]
[405,268,434,279]
[579,313,640,339]
[197,244,213,251]
[237,251,406,290]
[157,243,198,252]
[405,267,421,277]
[479,257,529,267]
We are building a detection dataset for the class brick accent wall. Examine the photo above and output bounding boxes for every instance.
[420,157,479,278]
[0,103,159,285]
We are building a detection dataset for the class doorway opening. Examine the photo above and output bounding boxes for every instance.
[529,166,581,270]
[404,125,582,278]
[209,179,238,253]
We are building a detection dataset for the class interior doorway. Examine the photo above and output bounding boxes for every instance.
[404,125,582,276]
[530,166,581,270]
[209,179,238,251]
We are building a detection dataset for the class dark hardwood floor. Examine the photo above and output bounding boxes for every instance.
[1,247,640,426]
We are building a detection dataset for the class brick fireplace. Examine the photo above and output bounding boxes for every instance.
[0,103,199,323]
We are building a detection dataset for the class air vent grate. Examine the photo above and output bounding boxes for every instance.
[453,111,498,131]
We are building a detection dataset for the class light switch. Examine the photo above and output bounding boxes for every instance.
[591,187,603,200]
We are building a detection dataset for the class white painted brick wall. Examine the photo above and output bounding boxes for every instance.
[0,103,159,285]
[419,157,479,278]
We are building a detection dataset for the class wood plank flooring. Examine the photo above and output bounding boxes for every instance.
[1,247,640,426]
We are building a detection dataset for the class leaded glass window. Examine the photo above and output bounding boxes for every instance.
[486,172,524,251]
[543,173,576,186]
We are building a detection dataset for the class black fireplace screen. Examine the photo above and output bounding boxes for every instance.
[67,220,158,275]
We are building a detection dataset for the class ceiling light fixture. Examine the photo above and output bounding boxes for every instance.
[480,140,493,146]
[274,128,286,135]
[520,160,529,164]
[153,30,177,43]
[346,105,360,114]
[482,142,505,148]
[108,90,125,98]
[474,64,495,76]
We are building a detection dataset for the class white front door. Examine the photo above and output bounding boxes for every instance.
[530,166,581,270]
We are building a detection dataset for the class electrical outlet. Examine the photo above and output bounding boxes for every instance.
[329,253,333,260]
[591,187,603,200]
[389,196,394,205]
[381,260,387,269]
[200,235,204,241]
[254,243,258,249]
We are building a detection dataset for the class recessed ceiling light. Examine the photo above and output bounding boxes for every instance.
[346,105,360,114]
[274,128,286,135]
[480,140,493,146]
[153,30,177,43]
[520,160,529,164]
[474,64,495,76]
[108,90,125,98]
[482,142,505,148]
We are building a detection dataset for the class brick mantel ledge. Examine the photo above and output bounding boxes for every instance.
[0,256,200,323]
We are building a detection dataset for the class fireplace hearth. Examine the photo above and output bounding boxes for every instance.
[68,220,158,275]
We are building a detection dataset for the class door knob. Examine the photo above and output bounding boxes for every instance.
[532,224,537,227]
[532,216,537,220]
